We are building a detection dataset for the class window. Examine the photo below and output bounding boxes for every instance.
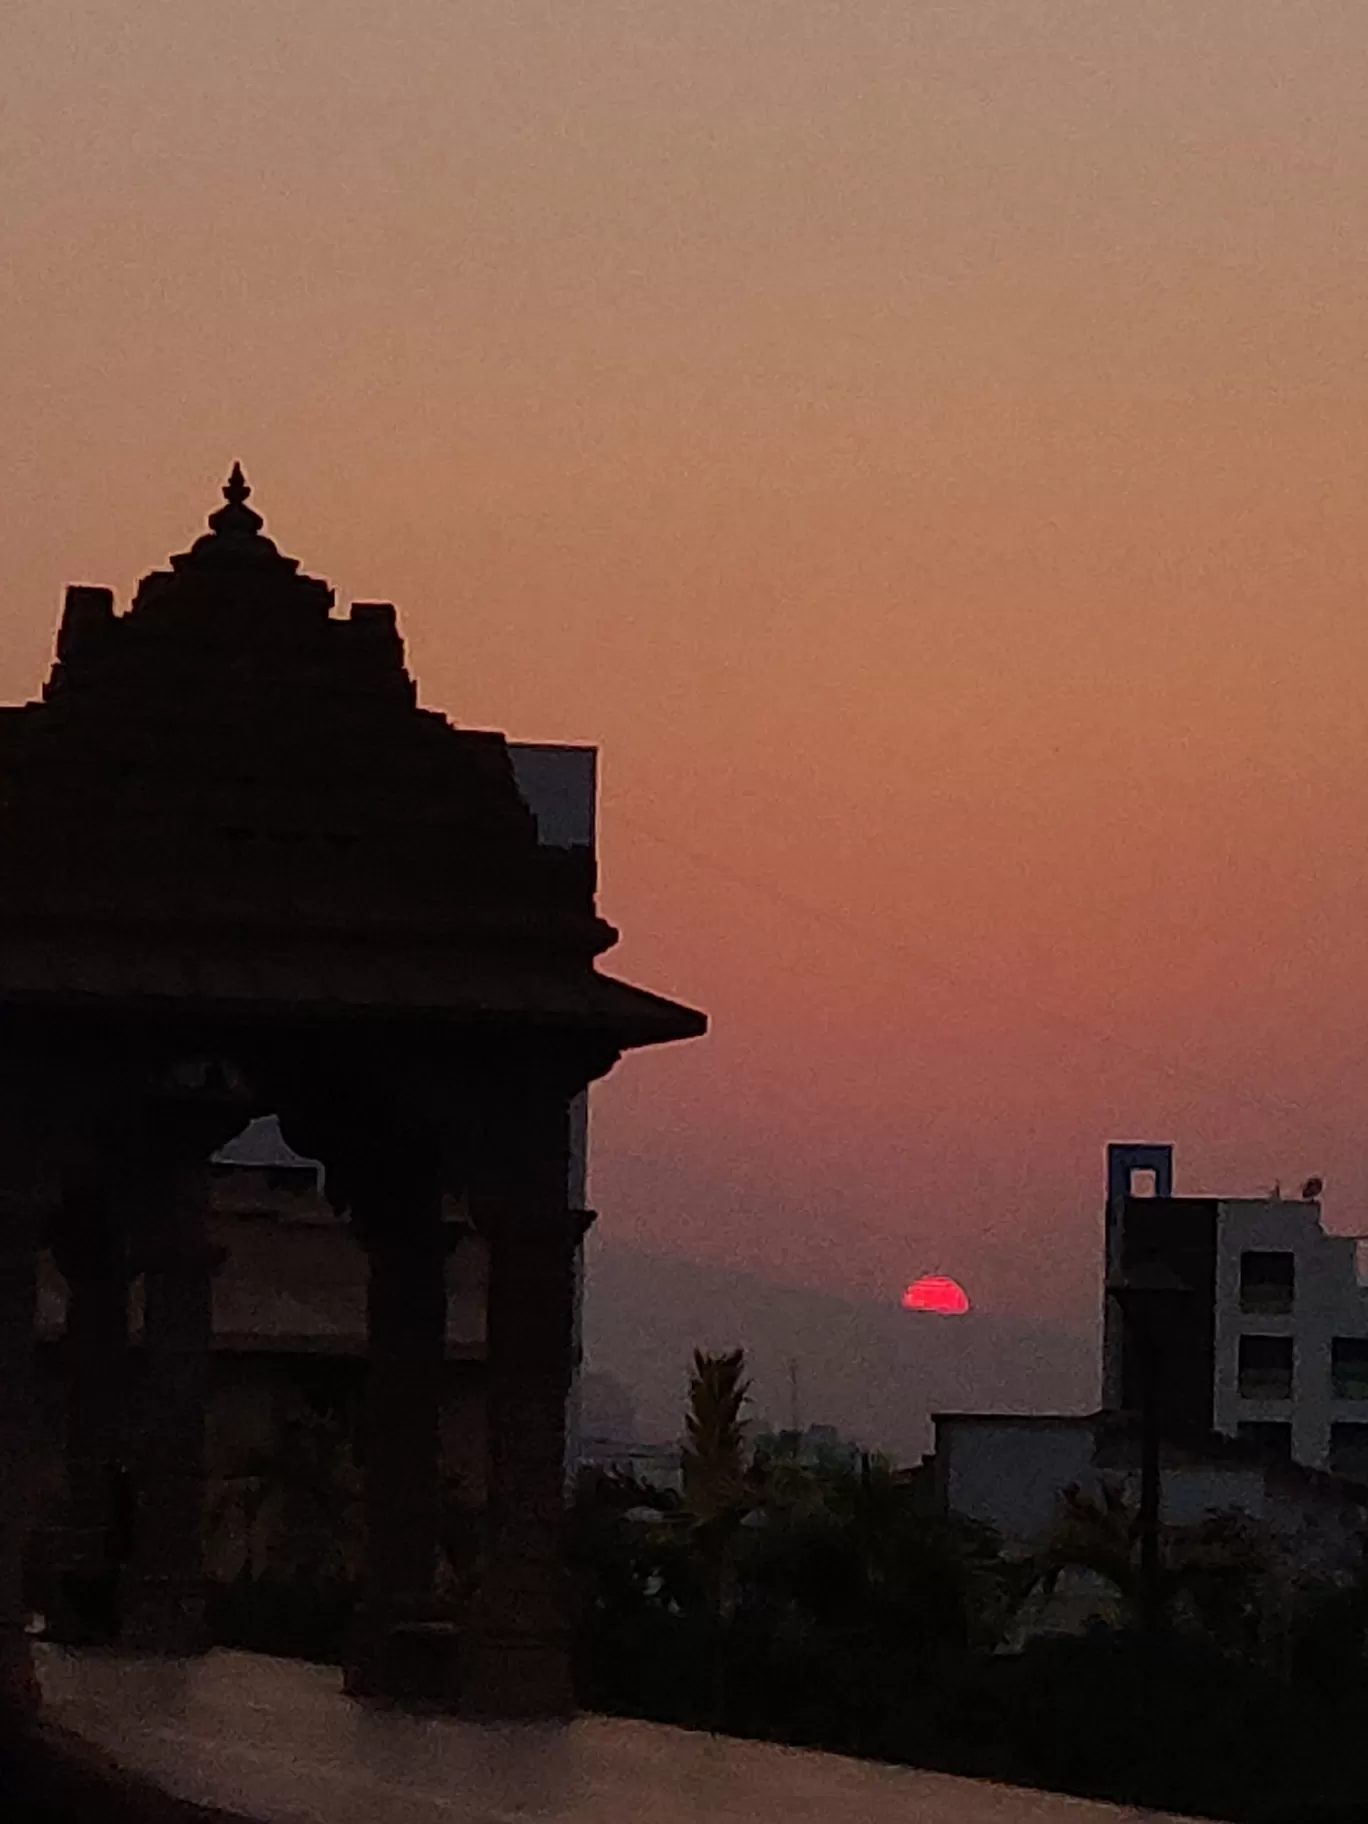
[1332,1338,1368,1401]
[1238,1334,1293,1400]
[1129,1169,1158,1198]
[1240,1251,1294,1316]
[1330,1422,1368,1480]
[1238,1421,1292,1461]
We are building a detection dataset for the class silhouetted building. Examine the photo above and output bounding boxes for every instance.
[751,1423,861,1470]
[0,467,705,1717]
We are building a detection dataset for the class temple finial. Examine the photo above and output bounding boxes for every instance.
[224,462,250,509]
[204,461,265,541]
[168,459,296,572]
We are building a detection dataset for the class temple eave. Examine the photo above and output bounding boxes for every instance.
[0,939,705,1046]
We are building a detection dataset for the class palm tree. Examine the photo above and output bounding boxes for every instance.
[1026,1480,1271,1655]
[683,1348,749,1504]
[679,1348,754,1721]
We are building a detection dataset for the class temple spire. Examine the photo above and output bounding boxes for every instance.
[206,462,265,539]
[163,460,303,577]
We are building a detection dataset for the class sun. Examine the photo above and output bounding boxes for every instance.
[900,1275,970,1315]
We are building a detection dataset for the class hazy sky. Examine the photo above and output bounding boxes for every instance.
[5,1,1368,1329]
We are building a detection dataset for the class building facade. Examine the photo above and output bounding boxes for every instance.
[932,1142,1368,1597]
[1105,1142,1368,1473]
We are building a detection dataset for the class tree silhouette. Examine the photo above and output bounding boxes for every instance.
[1026,1481,1273,1657]
[679,1347,754,1721]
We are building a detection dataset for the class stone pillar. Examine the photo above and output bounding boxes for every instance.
[345,1166,451,1700]
[0,1068,62,1716]
[46,1196,130,1645]
[0,1182,43,1712]
[465,1072,586,1719]
[121,1162,218,1654]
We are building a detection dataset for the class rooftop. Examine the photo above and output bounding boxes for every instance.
[0,468,704,1049]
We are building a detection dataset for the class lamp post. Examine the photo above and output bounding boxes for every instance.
[1107,1259,1192,1639]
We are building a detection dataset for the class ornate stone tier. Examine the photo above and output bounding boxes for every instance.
[0,470,698,1039]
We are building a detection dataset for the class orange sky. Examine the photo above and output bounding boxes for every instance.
[5,0,1368,1330]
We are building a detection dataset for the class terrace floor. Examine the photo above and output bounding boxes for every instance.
[39,1646,1179,1824]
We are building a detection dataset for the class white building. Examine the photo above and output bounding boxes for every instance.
[933,1407,1368,1649]
[930,1143,1368,1601]
[933,1409,1367,1547]
[1104,1142,1368,1474]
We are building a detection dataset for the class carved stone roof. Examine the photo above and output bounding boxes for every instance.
[0,470,704,1047]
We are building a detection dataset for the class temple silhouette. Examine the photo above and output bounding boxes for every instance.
[0,467,704,1716]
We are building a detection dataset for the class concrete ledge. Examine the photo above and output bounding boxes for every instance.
[38,1645,1194,1824]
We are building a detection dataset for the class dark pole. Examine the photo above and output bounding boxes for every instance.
[1136,1310,1161,1639]
[1111,1258,1190,1639]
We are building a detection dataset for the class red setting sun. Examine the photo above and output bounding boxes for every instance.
[900,1276,971,1316]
